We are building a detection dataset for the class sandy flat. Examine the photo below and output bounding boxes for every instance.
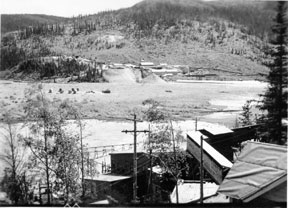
[0,80,266,121]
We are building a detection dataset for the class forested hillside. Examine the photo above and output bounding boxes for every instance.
[1,14,68,34]
[127,0,274,39]
[1,0,277,80]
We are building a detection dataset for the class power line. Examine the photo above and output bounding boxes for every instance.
[86,154,152,200]
[121,113,149,204]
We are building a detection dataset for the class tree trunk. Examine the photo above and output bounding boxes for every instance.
[44,127,51,205]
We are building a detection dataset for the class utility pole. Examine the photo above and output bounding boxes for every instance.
[122,114,149,204]
[42,107,50,205]
[195,117,198,131]
[73,109,85,198]
[170,120,179,204]
[148,124,153,199]
[79,119,85,197]
[200,135,204,204]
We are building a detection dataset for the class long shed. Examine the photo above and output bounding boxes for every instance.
[186,131,232,185]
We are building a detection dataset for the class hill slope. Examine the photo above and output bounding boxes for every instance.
[1,0,277,80]
[1,14,68,34]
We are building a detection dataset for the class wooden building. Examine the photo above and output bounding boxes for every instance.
[110,151,150,175]
[200,125,259,161]
[85,175,132,203]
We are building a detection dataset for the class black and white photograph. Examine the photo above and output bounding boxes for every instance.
[0,0,287,206]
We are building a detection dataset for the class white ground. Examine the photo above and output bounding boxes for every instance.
[0,80,267,179]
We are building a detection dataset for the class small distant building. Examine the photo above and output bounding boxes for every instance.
[217,141,287,203]
[110,63,124,67]
[151,68,180,76]
[124,64,137,68]
[185,68,218,80]
[140,62,154,68]
[108,63,125,69]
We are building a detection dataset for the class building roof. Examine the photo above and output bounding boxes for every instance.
[140,62,154,66]
[109,148,146,154]
[170,182,219,203]
[125,64,137,68]
[203,193,230,203]
[151,69,180,73]
[187,131,233,185]
[217,141,287,202]
[199,126,233,136]
[85,174,131,182]
[202,125,259,161]
[90,199,109,204]
[187,131,233,168]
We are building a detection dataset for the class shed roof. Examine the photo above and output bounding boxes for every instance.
[90,199,109,204]
[199,126,233,136]
[85,174,131,182]
[140,62,154,66]
[187,131,233,168]
[109,149,146,154]
[217,141,287,202]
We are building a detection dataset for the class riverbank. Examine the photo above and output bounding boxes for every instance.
[0,80,266,122]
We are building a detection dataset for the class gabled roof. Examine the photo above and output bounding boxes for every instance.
[217,142,287,202]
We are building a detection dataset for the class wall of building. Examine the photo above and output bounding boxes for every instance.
[110,153,149,175]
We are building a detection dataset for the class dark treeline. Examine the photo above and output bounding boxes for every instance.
[1,14,68,34]
[2,1,275,40]
[1,36,53,71]
[0,45,26,71]
[88,0,275,40]
[18,23,65,39]
[65,0,274,40]
[0,0,276,71]
[127,0,274,39]
[14,57,102,82]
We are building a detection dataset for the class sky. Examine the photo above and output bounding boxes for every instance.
[0,0,142,17]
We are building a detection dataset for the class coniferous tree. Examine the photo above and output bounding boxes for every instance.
[258,1,287,145]
[238,100,254,127]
